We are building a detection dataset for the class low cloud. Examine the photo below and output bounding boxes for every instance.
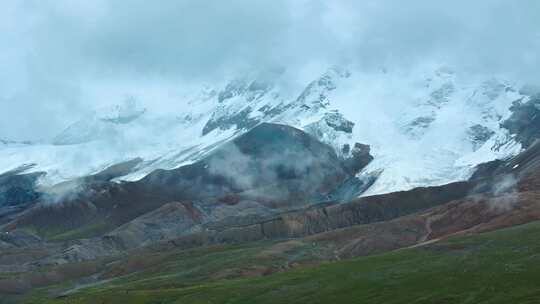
[1,1,539,140]
[489,174,520,211]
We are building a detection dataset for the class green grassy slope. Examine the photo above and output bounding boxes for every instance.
[20,221,540,304]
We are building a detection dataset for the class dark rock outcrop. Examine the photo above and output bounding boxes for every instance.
[322,112,354,133]
[501,97,540,148]
[0,166,44,208]
[143,123,363,206]
[341,143,373,175]
[202,107,261,136]
[467,124,495,151]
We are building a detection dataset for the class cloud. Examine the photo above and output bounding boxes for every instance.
[0,0,539,140]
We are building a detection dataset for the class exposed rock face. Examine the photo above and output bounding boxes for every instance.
[202,77,275,135]
[326,173,378,203]
[202,107,261,136]
[470,140,540,184]
[107,202,204,249]
[322,112,355,133]
[303,112,355,155]
[467,124,495,151]
[469,159,506,181]
[217,78,272,104]
[0,139,33,146]
[142,123,366,206]
[307,190,540,259]
[402,71,457,138]
[341,143,373,175]
[405,116,436,139]
[0,166,44,207]
[501,96,540,148]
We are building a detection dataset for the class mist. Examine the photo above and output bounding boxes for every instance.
[1,0,539,140]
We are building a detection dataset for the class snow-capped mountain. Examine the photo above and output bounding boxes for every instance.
[0,66,531,196]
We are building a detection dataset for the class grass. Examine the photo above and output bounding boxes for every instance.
[45,220,113,242]
[18,221,540,304]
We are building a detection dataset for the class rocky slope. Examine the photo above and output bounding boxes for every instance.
[2,123,373,243]
[3,140,540,297]
[5,138,540,268]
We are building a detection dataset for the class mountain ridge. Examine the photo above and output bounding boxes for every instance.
[0,66,534,198]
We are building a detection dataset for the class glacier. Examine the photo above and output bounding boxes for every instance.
[0,65,528,196]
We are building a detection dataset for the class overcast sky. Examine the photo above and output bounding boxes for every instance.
[1,0,539,141]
